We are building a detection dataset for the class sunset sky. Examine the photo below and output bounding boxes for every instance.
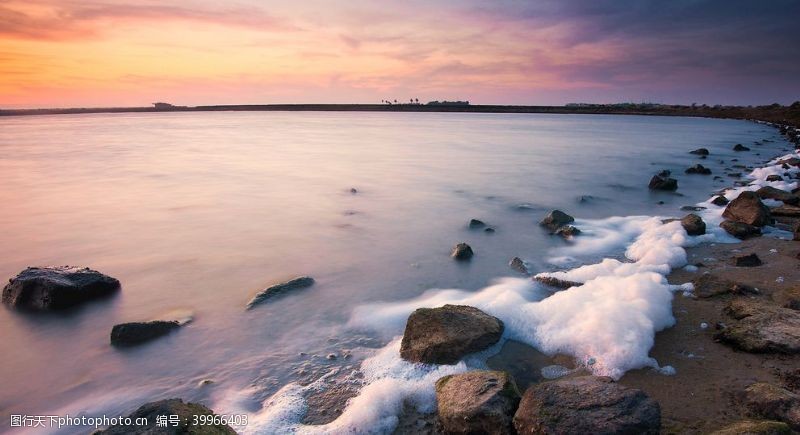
[1,0,798,108]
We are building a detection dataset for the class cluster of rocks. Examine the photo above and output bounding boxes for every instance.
[648,172,678,191]
[539,210,580,238]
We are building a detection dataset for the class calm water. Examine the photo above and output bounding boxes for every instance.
[0,112,790,432]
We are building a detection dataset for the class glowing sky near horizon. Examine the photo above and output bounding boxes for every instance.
[1,0,798,108]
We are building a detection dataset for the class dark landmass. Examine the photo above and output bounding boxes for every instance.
[2,102,799,127]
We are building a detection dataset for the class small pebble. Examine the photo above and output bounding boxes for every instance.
[700,322,708,329]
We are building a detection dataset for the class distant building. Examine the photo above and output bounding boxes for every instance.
[152,102,175,109]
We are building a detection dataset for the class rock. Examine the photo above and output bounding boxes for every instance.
[648,174,678,191]
[771,205,800,217]
[711,195,730,206]
[710,420,791,435]
[734,143,751,151]
[778,157,800,167]
[685,164,712,175]
[720,220,762,239]
[680,205,706,212]
[657,169,671,178]
[400,305,503,364]
[756,186,800,205]
[469,219,486,229]
[533,275,583,289]
[539,210,574,232]
[110,321,181,346]
[733,253,763,267]
[512,376,660,435]
[95,398,237,434]
[716,299,800,354]
[349,187,358,194]
[555,225,581,238]
[436,370,521,435]
[509,257,530,275]
[692,274,755,298]
[2,266,120,310]
[743,383,800,430]
[681,214,706,236]
[484,227,495,233]
[722,191,772,226]
[767,175,784,182]
[689,148,710,155]
[451,243,474,261]
[773,287,800,311]
[246,276,315,309]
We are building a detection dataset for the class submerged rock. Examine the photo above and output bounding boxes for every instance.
[689,148,710,155]
[734,143,751,151]
[451,243,474,261]
[509,257,531,275]
[513,376,661,434]
[96,398,237,434]
[555,225,581,238]
[711,195,730,206]
[469,219,486,229]
[716,299,800,354]
[246,276,315,309]
[685,164,712,175]
[2,266,120,310]
[648,174,678,191]
[681,213,706,236]
[756,186,800,205]
[743,383,800,430]
[722,191,772,226]
[436,370,521,434]
[710,420,791,435]
[767,175,784,182]
[733,253,763,267]
[110,321,181,346]
[539,210,574,232]
[720,220,762,239]
[533,275,583,289]
[400,304,503,364]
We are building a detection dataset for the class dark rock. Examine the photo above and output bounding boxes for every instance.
[680,205,706,211]
[710,420,791,435]
[648,175,678,191]
[110,321,181,346]
[451,243,474,261]
[685,164,712,175]
[513,376,660,435]
[771,205,800,217]
[716,299,800,354]
[533,275,583,289]
[756,186,800,205]
[733,253,763,267]
[722,191,772,226]
[681,214,706,236]
[689,148,710,155]
[743,383,800,430]
[555,225,581,238]
[539,210,574,232]
[656,169,671,178]
[484,227,496,233]
[767,175,784,182]
[436,370,521,435]
[95,398,237,434]
[711,195,730,206]
[469,219,486,229]
[2,266,120,310]
[246,276,315,309]
[400,305,504,364]
[778,157,800,167]
[728,172,743,178]
[720,220,762,239]
[509,257,530,275]
[734,144,751,151]
[349,187,358,194]
[692,274,755,298]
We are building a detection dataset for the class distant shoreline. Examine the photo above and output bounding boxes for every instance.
[1,103,798,127]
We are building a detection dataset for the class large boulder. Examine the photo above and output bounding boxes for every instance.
[648,175,678,191]
[710,420,791,435]
[743,383,800,430]
[756,186,800,205]
[720,220,762,239]
[400,305,504,364]
[716,299,800,354]
[539,210,574,232]
[95,398,237,434]
[681,213,706,236]
[513,376,661,434]
[246,276,315,309]
[722,191,772,226]
[2,266,120,310]
[436,370,521,434]
[111,321,181,347]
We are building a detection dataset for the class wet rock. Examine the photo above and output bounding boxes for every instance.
[778,157,800,167]
[743,383,800,430]
[110,321,181,347]
[734,143,751,151]
[436,370,521,435]
[451,243,474,261]
[533,275,583,289]
[512,376,660,435]
[689,148,710,155]
[555,225,581,238]
[469,219,486,229]
[539,210,574,232]
[648,174,678,191]
[680,205,706,212]
[349,187,358,194]
[509,257,531,275]
[685,164,712,175]
[710,420,791,435]
[96,398,237,434]
[400,305,504,364]
[722,191,772,226]
[773,287,800,311]
[484,227,496,234]
[692,274,754,298]
[767,175,784,182]
[716,299,800,354]
[771,205,800,218]
[246,276,315,309]
[756,186,800,206]
[733,253,763,267]
[711,195,730,206]
[720,220,762,239]
[2,266,120,310]
[681,213,706,236]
